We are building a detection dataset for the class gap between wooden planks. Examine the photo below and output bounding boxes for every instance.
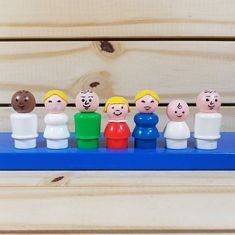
[0,106,234,132]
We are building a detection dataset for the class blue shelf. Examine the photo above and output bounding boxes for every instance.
[0,132,234,170]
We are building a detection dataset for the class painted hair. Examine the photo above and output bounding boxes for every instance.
[43,90,68,103]
[134,90,160,103]
[104,96,130,112]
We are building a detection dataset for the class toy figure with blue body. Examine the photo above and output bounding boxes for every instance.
[132,90,160,149]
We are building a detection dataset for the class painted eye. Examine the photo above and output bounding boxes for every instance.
[141,100,146,103]
[89,99,92,102]
[24,97,29,102]
[121,106,124,109]
[150,100,154,103]
[206,98,210,102]
[182,111,185,114]
[215,99,218,102]
[175,111,177,114]
[81,99,85,102]
[112,106,114,109]
[57,100,61,103]
[48,100,52,103]
[15,98,19,102]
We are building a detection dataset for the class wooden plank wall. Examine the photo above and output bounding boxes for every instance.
[0,0,235,234]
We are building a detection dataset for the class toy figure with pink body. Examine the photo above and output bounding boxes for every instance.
[194,90,222,150]
[104,96,131,149]
[43,90,70,149]
[132,90,160,149]
[164,100,190,149]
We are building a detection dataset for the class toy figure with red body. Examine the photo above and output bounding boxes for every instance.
[104,96,131,149]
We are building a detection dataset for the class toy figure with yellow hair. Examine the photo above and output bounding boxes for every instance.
[43,90,70,149]
[133,90,160,149]
[104,96,131,149]
[74,90,101,149]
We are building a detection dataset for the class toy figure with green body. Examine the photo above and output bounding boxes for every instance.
[74,90,101,149]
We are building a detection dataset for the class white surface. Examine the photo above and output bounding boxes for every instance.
[194,112,222,150]
[10,112,38,149]
[196,139,217,150]
[46,139,68,149]
[43,113,70,138]
[14,139,36,149]
[166,139,188,149]
[164,121,190,149]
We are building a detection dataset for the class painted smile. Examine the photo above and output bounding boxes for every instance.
[176,115,183,118]
[144,106,151,111]
[208,104,215,110]
[83,105,90,110]
[113,111,122,116]
[18,105,25,109]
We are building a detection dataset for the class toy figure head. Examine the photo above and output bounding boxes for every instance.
[11,90,36,113]
[167,99,189,122]
[134,90,160,114]
[76,90,99,112]
[196,90,221,113]
[104,96,130,121]
[44,90,68,114]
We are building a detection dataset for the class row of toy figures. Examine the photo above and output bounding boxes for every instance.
[10,89,222,150]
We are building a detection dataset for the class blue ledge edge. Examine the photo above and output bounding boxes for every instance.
[0,132,234,170]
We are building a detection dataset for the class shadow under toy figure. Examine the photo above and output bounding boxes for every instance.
[164,99,190,149]
[10,90,38,149]
[74,90,101,149]
[104,96,131,149]
[43,90,70,149]
[194,90,222,150]
[132,90,160,149]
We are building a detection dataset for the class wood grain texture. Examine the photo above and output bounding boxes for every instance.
[1,233,233,235]
[0,41,235,103]
[2,233,234,235]
[0,172,234,231]
[1,0,235,38]
[1,106,234,132]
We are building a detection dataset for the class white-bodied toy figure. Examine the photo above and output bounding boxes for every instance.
[194,90,222,150]
[164,100,190,149]
[10,90,38,149]
[43,90,70,149]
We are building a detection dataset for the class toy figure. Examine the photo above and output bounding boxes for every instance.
[43,90,70,149]
[104,96,131,149]
[10,90,38,149]
[132,90,160,149]
[194,90,222,150]
[74,90,101,149]
[164,100,190,149]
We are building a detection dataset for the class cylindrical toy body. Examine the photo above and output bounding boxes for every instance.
[194,112,222,150]
[10,113,38,149]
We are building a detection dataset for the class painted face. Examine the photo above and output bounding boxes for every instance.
[167,99,189,122]
[11,90,36,113]
[106,103,129,121]
[44,95,67,114]
[76,90,99,112]
[135,95,159,113]
[196,90,221,113]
